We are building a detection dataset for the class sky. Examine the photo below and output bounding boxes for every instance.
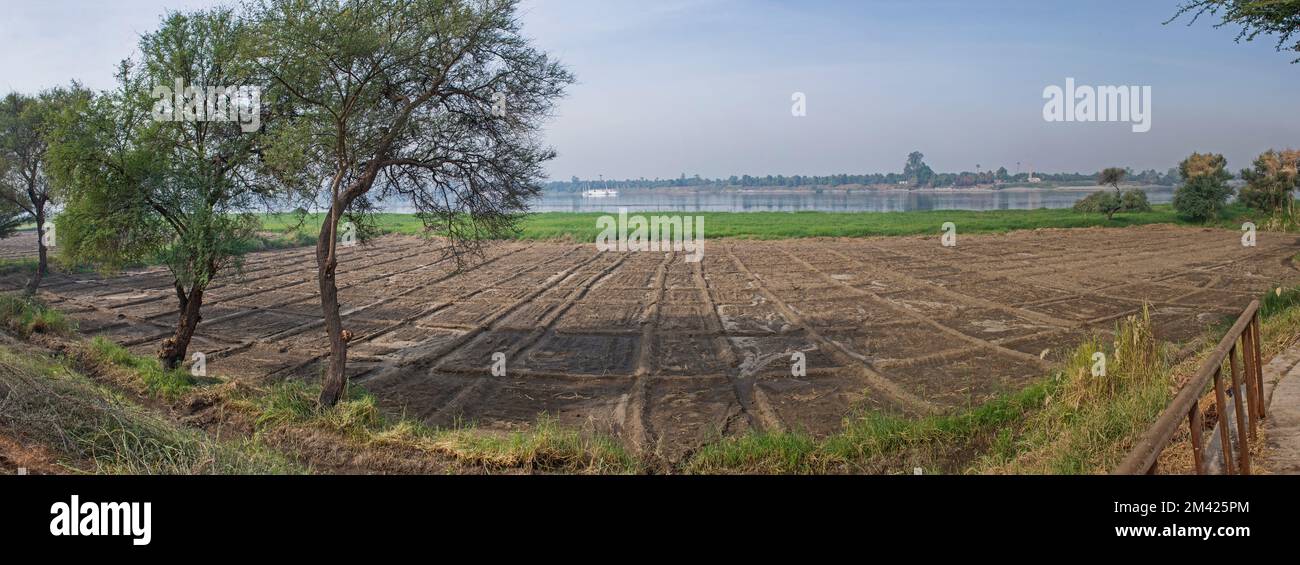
[3,0,1299,180]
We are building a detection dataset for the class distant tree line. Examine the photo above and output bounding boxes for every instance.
[547,152,1180,193]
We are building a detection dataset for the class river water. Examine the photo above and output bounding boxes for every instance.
[531,186,1176,213]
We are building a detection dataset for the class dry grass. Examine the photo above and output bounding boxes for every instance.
[0,345,300,474]
[688,306,1201,474]
[1151,286,1300,474]
[1,315,642,475]
[978,307,1173,474]
[229,380,642,474]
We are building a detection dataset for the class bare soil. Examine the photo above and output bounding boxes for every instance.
[4,225,1299,463]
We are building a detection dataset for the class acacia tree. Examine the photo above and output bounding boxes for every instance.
[0,88,84,295]
[1169,1,1300,62]
[49,9,270,369]
[1173,152,1235,222]
[1239,149,1300,223]
[249,0,573,406]
[1074,167,1151,220]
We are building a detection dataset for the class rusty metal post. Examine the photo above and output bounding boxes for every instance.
[1229,345,1251,474]
[1254,316,1267,420]
[1188,405,1205,475]
[1213,367,1235,474]
[1113,300,1262,475]
[1241,319,1260,438]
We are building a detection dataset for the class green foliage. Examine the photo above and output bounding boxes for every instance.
[88,337,194,399]
[0,87,87,274]
[261,205,1283,242]
[0,295,76,337]
[1169,1,1300,63]
[0,92,56,221]
[1173,152,1234,222]
[1072,180,1154,221]
[248,0,574,244]
[1239,149,1300,225]
[903,151,934,187]
[685,381,1052,474]
[0,258,38,276]
[48,8,274,367]
[47,81,169,272]
[1073,190,1121,215]
[0,201,26,239]
[985,309,1170,474]
[235,379,640,473]
[50,10,266,286]
[246,0,576,405]
[1174,175,1235,222]
[1098,167,1126,188]
[1121,188,1152,212]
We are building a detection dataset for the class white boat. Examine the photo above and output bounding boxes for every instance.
[583,188,618,197]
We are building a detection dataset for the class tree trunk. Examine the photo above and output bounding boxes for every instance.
[24,212,46,296]
[317,204,348,407]
[159,285,204,370]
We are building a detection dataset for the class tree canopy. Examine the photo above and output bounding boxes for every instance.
[1169,0,1300,62]
[48,8,271,368]
[1173,152,1235,222]
[0,87,86,294]
[1239,148,1300,223]
[247,0,574,406]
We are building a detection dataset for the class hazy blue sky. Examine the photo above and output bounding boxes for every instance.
[3,0,1299,179]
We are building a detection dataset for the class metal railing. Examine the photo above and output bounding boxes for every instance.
[1115,300,1266,475]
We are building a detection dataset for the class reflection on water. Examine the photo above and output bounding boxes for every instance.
[531,186,1176,213]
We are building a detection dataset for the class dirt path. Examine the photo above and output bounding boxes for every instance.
[1262,342,1300,473]
[4,225,1299,462]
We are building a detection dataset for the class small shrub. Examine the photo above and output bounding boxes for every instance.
[1174,152,1234,222]
[1173,175,1234,222]
[1072,189,1151,219]
[1120,189,1152,213]
[1073,190,1120,215]
[0,295,75,337]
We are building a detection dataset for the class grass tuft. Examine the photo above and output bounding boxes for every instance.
[87,337,194,399]
[978,306,1173,473]
[231,379,640,473]
[423,415,641,474]
[687,381,1051,474]
[0,295,76,338]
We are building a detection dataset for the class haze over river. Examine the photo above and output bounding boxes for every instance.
[531,186,1177,213]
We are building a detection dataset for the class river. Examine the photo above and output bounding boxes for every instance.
[531,185,1176,213]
